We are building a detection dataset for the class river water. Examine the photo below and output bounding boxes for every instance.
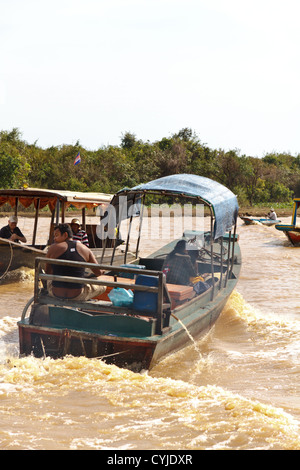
[0,215,299,450]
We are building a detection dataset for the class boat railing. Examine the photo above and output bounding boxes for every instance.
[32,257,171,335]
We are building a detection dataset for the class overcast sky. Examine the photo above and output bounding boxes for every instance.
[1,0,300,157]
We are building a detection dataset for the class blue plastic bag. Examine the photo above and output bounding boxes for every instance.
[108,288,134,307]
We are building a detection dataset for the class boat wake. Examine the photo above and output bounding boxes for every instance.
[0,290,299,450]
[0,317,19,363]
[0,267,35,284]
[0,316,17,336]
[0,353,298,450]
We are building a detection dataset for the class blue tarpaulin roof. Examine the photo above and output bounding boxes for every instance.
[113,174,239,239]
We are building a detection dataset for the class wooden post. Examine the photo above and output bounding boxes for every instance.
[55,199,60,225]
[61,201,65,223]
[82,208,86,230]
[14,197,19,217]
[32,198,40,245]
[48,209,55,245]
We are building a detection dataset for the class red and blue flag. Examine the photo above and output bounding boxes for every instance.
[74,152,81,165]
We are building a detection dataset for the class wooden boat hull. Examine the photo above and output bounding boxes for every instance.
[18,286,233,371]
[0,187,113,277]
[0,242,45,273]
[275,224,300,246]
[240,216,280,226]
[275,199,300,246]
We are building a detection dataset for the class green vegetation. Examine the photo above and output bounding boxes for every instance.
[1,127,299,208]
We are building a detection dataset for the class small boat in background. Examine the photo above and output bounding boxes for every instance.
[240,216,281,226]
[0,188,118,278]
[18,174,241,371]
[275,198,300,246]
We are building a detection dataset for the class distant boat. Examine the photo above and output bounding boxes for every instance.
[275,198,300,246]
[0,188,129,279]
[240,216,281,226]
[18,174,241,372]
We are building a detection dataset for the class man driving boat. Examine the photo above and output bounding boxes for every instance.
[0,215,27,243]
[267,208,277,220]
[162,239,197,285]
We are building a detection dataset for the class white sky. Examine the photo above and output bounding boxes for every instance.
[1,0,300,157]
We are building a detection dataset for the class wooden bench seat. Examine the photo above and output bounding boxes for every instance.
[167,284,195,308]
[94,274,195,309]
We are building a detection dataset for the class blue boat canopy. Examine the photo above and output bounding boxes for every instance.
[112,174,239,239]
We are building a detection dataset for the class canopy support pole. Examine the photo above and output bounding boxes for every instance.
[48,210,55,245]
[219,236,224,289]
[14,197,19,217]
[229,222,237,279]
[32,198,40,245]
[224,231,231,287]
[55,199,60,225]
[82,208,86,230]
[124,194,137,264]
[61,201,65,223]
[209,205,215,300]
[110,223,120,265]
[135,194,145,259]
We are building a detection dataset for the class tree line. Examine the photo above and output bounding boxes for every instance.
[1,127,300,206]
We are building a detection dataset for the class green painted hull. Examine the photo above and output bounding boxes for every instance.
[18,240,241,371]
[18,286,234,371]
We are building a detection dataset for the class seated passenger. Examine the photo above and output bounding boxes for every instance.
[70,218,89,246]
[45,223,106,300]
[162,240,197,285]
[0,215,27,243]
[267,208,277,220]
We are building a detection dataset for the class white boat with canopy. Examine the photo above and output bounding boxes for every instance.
[0,187,129,278]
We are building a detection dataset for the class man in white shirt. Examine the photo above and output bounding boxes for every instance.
[267,208,277,220]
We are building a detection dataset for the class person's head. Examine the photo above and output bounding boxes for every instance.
[173,240,187,255]
[8,215,18,230]
[53,223,73,243]
[70,218,80,234]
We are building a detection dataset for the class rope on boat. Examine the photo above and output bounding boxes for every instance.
[0,241,13,283]
[95,350,130,360]
[40,337,46,360]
